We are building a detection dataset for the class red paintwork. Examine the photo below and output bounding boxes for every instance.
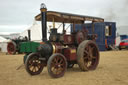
[119,39,128,46]
[120,42,128,46]
[52,34,79,61]
[63,48,77,61]
[76,31,85,44]
[63,35,75,44]
[53,42,77,61]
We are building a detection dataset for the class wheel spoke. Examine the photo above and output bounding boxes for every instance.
[60,63,64,66]
[88,46,92,55]
[51,62,55,67]
[56,68,63,74]
[35,66,37,72]
[37,63,41,69]
[34,66,37,72]
[54,57,58,64]
[52,67,57,74]
[59,59,63,64]
[56,57,60,62]
[83,56,88,60]
[60,59,64,66]
[32,66,35,72]
[30,66,33,71]
[84,50,89,56]
[29,64,33,68]
[36,66,39,72]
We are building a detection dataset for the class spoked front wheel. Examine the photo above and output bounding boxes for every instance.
[25,53,44,75]
[47,53,67,78]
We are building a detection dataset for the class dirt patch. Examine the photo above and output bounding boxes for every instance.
[0,51,128,85]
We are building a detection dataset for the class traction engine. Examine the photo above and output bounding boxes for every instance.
[23,3,104,78]
[7,35,29,54]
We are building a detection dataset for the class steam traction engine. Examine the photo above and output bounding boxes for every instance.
[7,35,30,54]
[23,3,104,78]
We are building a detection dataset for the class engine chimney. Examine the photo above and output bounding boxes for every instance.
[40,3,47,41]
[28,30,31,41]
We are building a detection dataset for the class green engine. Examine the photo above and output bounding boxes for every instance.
[20,42,40,53]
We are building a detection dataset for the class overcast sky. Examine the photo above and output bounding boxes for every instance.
[0,0,128,34]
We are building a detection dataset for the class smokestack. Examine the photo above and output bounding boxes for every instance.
[28,30,31,41]
[40,3,47,41]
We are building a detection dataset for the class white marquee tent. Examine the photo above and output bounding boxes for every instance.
[0,36,10,52]
[0,36,7,42]
[20,22,43,42]
[20,21,70,42]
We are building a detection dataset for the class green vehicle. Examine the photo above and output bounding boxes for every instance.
[20,41,40,63]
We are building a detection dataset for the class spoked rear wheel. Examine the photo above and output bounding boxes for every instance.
[77,40,100,71]
[47,53,67,78]
[25,53,44,75]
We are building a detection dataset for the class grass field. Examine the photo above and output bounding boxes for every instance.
[0,51,128,85]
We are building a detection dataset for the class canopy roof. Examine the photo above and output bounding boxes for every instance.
[35,11,104,23]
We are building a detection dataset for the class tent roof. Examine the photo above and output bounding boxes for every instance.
[35,11,104,23]
[0,36,7,42]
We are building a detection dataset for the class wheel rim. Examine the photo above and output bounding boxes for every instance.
[48,54,67,78]
[25,53,44,75]
[7,42,16,54]
[83,43,99,70]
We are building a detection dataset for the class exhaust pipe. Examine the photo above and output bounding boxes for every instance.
[40,3,47,42]
[28,30,31,41]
